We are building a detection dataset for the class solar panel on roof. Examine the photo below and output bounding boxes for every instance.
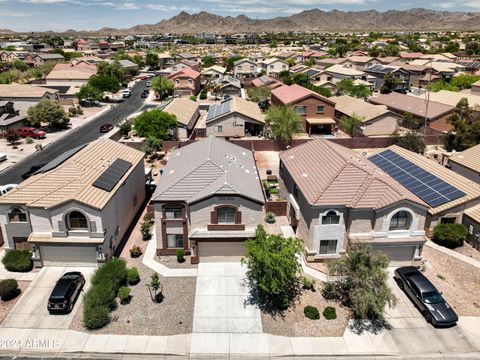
[92,158,132,192]
[206,99,231,122]
[369,149,466,208]
[259,75,270,84]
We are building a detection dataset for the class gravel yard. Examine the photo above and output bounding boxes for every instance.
[261,279,351,337]
[157,255,198,269]
[422,245,480,316]
[69,255,196,335]
[0,281,29,326]
[254,151,280,180]
[453,242,480,262]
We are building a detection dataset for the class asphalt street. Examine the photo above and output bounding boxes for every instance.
[0,80,151,185]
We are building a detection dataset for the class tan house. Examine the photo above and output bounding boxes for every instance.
[279,138,428,265]
[167,68,201,97]
[251,75,282,89]
[162,98,200,139]
[31,53,64,67]
[448,144,480,185]
[342,56,379,71]
[331,95,400,136]
[0,139,146,267]
[151,136,264,263]
[233,59,259,79]
[206,97,264,137]
[260,58,288,77]
[201,65,227,79]
[271,84,336,135]
[0,84,59,102]
[45,63,97,88]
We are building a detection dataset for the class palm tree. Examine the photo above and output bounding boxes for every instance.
[266,106,302,143]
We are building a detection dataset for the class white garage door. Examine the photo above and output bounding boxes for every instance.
[376,246,415,266]
[40,245,97,266]
[199,241,245,261]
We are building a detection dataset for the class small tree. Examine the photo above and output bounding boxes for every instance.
[339,114,363,137]
[247,86,271,103]
[119,122,131,137]
[76,84,103,102]
[202,55,215,68]
[151,76,174,100]
[147,273,162,302]
[400,112,423,130]
[4,129,19,145]
[88,74,120,93]
[390,130,426,154]
[380,72,400,94]
[27,99,69,129]
[266,106,302,143]
[242,225,304,309]
[323,245,397,319]
[146,52,159,70]
[133,109,177,139]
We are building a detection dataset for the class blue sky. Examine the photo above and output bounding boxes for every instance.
[0,0,479,32]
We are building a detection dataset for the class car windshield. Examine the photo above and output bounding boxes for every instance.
[422,291,443,304]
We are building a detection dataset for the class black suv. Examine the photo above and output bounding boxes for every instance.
[394,266,458,326]
[47,272,85,314]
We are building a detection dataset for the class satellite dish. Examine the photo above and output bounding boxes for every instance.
[362,152,368,157]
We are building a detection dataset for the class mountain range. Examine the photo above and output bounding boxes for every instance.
[2,8,480,35]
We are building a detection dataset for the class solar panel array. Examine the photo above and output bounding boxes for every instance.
[206,99,231,122]
[259,75,270,84]
[369,149,466,208]
[92,158,132,192]
[365,64,396,74]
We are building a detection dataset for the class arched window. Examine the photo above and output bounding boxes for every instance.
[322,211,340,225]
[67,211,88,230]
[8,208,27,223]
[389,211,410,230]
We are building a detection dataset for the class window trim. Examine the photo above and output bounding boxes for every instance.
[8,207,28,223]
[322,211,340,225]
[216,207,236,224]
[389,210,410,231]
[295,106,307,114]
[167,234,184,248]
[316,105,325,114]
[164,205,183,219]
[67,210,89,230]
[319,240,337,255]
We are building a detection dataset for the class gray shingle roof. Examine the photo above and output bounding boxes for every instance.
[152,137,264,204]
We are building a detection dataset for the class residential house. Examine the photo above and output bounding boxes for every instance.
[410,90,480,108]
[472,80,480,96]
[167,68,201,97]
[214,76,242,98]
[30,53,64,67]
[279,138,428,265]
[369,93,455,132]
[45,63,97,98]
[271,84,336,135]
[389,61,429,88]
[0,84,59,102]
[0,101,28,131]
[250,75,282,89]
[399,52,425,60]
[316,64,367,84]
[260,58,288,77]
[206,97,264,137]
[0,139,146,267]
[342,56,379,71]
[151,136,264,263]
[331,95,400,136]
[233,59,259,80]
[171,60,200,72]
[177,52,201,63]
[105,59,139,73]
[315,58,346,69]
[201,65,227,79]
[364,64,411,91]
[448,144,480,184]
[162,98,199,139]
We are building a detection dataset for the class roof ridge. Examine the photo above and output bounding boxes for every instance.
[350,172,375,207]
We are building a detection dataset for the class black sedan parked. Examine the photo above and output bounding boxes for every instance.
[47,272,85,314]
[394,266,458,326]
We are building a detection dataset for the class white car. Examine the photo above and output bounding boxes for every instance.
[121,89,132,98]
[146,81,152,87]
[0,184,17,196]
[0,152,7,162]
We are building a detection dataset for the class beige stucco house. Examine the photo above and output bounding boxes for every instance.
[162,98,200,139]
[151,136,264,263]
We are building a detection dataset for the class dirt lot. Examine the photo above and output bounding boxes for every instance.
[453,242,480,262]
[261,278,351,337]
[422,245,480,316]
[0,281,30,325]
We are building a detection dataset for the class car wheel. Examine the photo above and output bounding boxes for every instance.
[425,312,433,324]
[395,277,404,289]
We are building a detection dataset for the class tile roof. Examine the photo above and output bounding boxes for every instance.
[0,139,144,210]
[251,76,280,88]
[152,136,264,204]
[346,56,373,63]
[449,144,480,174]
[368,93,454,120]
[162,98,199,127]
[167,68,200,80]
[271,84,334,105]
[330,95,392,122]
[324,64,365,76]
[205,97,264,124]
[0,84,59,98]
[380,145,480,215]
[46,63,97,80]
[280,139,426,209]
[410,90,480,108]
[465,204,480,223]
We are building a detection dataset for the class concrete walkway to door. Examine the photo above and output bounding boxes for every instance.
[192,262,262,334]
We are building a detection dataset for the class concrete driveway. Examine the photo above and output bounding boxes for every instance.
[192,262,262,334]
[1,266,95,329]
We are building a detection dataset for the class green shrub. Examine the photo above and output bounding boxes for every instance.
[302,276,316,291]
[304,305,320,320]
[432,223,468,249]
[129,245,142,258]
[199,90,207,100]
[321,282,338,300]
[2,249,33,272]
[25,137,34,144]
[265,212,276,224]
[269,188,279,195]
[323,306,337,320]
[127,267,140,285]
[189,95,197,101]
[143,212,154,225]
[141,221,152,240]
[91,258,127,292]
[0,279,19,301]
[118,286,131,304]
[83,305,110,329]
[83,282,116,310]
[176,248,185,262]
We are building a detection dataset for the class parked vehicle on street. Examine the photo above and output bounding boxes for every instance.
[141,90,149,98]
[80,98,100,107]
[47,272,85,314]
[0,184,17,195]
[394,266,458,326]
[16,127,46,139]
[146,81,152,87]
[0,152,7,162]
[99,123,114,133]
[122,89,132,98]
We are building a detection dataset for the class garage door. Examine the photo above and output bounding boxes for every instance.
[375,245,415,266]
[199,241,245,261]
[40,245,97,266]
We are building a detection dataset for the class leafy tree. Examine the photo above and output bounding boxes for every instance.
[76,84,103,101]
[225,55,243,71]
[97,61,125,82]
[286,58,296,67]
[4,129,19,145]
[380,72,400,94]
[466,41,480,55]
[350,84,372,100]
[266,106,302,143]
[3,45,16,51]
[336,79,354,95]
[132,55,145,68]
[151,76,174,100]
[323,245,397,319]
[145,52,159,70]
[143,136,163,156]
[390,130,426,154]
[247,86,271,103]
[27,99,69,128]
[334,44,347,57]
[443,42,460,53]
[269,40,278,48]
[340,114,363,137]
[304,59,315,67]
[444,111,480,151]
[132,109,177,139]
[381,44,400,57]
[368,46,381,57]
[242,225,303,308]
[400,112,423,130]
[201,55,215,68]
[88,75,120,93]
[11,60,28,72]
[291,73,310,87]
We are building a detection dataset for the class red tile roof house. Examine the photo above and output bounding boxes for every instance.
[167,68,201,97]
[271,84,336,136]
[250,75,282,90]
[369,93,455,132]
